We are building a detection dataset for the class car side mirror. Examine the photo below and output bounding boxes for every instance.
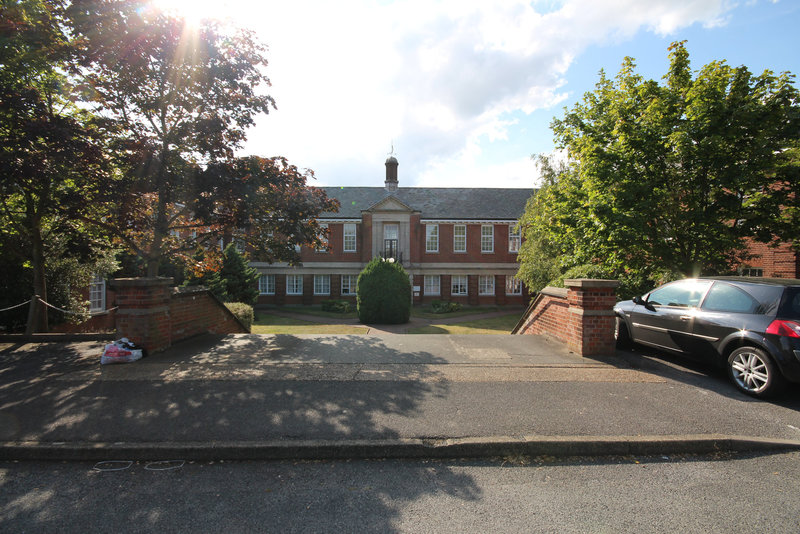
[633,295,656,311]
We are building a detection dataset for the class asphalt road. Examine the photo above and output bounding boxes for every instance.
[2,452,799,533]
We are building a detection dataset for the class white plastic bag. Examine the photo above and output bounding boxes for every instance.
[100,339,143,365]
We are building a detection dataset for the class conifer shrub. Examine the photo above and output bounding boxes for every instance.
[356,258,411,324]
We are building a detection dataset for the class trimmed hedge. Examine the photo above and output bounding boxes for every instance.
[224,302,254,332]
[321,299,352,314]
[356,258,411,324]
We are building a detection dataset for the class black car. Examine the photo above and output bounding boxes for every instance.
[614,277,800,398]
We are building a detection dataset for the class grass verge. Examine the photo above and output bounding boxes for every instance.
[251,313,368,335]
[406,313,521,335]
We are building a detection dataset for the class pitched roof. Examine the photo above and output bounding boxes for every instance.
[319,186,535,220]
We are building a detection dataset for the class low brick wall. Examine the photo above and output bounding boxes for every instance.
[112,278,248,353]
[514,279,619,357]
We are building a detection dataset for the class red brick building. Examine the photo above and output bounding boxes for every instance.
[252,157,534,307]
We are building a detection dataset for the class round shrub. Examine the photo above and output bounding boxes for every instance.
[357,258,411,324]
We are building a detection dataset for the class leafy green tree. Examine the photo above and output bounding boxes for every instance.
[0,0,114,331]
[518,42,800,297]
[208,244,259,305]
[356,258,411,324]
[67,0,336,276]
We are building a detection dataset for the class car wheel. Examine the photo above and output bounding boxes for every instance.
[615,316,632,349]
[727,346,785,398]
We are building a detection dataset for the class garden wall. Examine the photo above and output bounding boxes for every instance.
[513,279,619,357]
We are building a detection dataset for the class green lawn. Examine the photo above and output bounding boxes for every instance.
[406,313,522,335]
[258,305,358,320]
[251,313,368,335]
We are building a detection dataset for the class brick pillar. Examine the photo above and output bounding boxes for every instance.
[303,274,314,305]
[495,275,507,305]
[275,274,286,306]
[112,277,173,353]
[564,279,620,357]
[331,274,341,299]
[441,275,451,301]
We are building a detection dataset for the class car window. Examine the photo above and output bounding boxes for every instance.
[778,288,800,319]
[646,280,711,308]
[701,282,762,314]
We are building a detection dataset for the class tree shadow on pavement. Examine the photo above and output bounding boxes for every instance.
[0,336,482,532]
[591,345,800,408]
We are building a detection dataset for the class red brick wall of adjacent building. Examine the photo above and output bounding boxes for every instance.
[742,240,799,278]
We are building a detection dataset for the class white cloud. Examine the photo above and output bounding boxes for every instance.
[226,0,736,187]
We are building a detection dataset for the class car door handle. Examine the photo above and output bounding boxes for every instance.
[679,315,692,320]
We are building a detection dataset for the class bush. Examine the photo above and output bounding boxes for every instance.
[321,299,352,314]
[210,244,259,306]
[430,300,461,314]
[225,302,254,332]
[548,264,611,288]
[356,258,411,324]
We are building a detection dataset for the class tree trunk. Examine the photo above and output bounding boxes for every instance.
[29,229,48,333]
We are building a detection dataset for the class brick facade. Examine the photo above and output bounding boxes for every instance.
[514,279,619,357]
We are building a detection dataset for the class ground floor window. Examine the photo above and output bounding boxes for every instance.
[740,268,763,277]
[314,274,331,295]
[424,275,440,296]
[478,275,495,295]
[287,274,303,295]
[341,274,357,295]
[259,274,276,295]
[505,276,522,295]
[89,274,106,312]
[451,275,468,296]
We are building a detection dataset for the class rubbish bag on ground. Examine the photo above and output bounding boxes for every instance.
[101,338,145,365]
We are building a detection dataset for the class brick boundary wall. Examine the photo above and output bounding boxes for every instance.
[111,278,248,353]
[512,279,620,357]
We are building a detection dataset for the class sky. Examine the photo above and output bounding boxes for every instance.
[160,0,800,189]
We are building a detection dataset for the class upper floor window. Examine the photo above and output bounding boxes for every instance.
[316,224,328,252]
[343,224,357,252]
[481,225,494,253]
[287,274,303,295]
[259,274,276,295]
[453,225,466,253]
[424,275,440,295]
[426,224,439,253]
[508,226,521,253]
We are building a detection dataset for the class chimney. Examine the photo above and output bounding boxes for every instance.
[385,156,398,192]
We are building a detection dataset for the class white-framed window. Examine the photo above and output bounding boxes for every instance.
[451,275,468,296]
[508,225,521,253]
[286,274,303,295]
[505,276,522,295]
[478,275,495,295]
[316,224,328,252]
[424,275,440,296]
[341,274,357,295]
[258,274,276,295]
[453,225,466,253]
[481,225,494,253]
[740,267,763,277]
[343,223,357,253]
[425,224,439,253]
[89,274,106,312]
[314,274,330,295]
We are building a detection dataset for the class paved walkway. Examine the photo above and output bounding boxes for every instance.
[2,333,800,461]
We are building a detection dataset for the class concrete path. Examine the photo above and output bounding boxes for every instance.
[1,334,800,461]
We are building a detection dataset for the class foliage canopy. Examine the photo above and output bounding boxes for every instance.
[517,42,800,298]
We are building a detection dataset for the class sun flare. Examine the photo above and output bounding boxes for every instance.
[150,0,240,25]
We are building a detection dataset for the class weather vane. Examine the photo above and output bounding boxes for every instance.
[388,142,395,157]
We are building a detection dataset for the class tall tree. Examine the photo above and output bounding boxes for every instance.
[68,0,335,276]
[518,42,800,296]
[0,0,113,331]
